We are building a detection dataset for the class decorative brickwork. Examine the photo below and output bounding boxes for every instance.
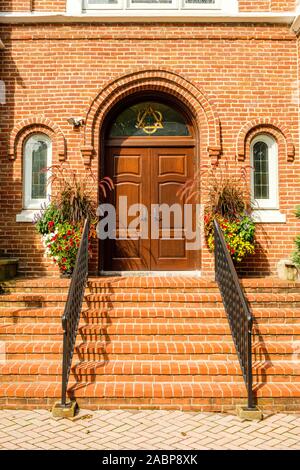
[236,118,295,162]
[8,116,66,162]
[82,69,222,167]
[0,21,299,276]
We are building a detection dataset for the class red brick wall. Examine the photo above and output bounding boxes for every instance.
[32,1,66,11]
[239,1,270,10]
[0,1,31,11]
[0,1,66,11]
[0,22,299,277]
[271,1,296,11]
[239,1,296,10]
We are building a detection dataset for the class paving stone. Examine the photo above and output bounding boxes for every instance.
[0,410,300,450]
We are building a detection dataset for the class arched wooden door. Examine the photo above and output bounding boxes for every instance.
[102,98,198,271]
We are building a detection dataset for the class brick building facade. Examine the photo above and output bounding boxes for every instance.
[1,1,300,277]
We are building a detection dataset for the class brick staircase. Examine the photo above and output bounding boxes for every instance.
[0,277,300,412]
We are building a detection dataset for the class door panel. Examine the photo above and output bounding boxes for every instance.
[150,148,196,271]
[103,146,196,271]
[104,147,151,271]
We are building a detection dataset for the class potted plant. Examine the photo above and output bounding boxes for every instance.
[35,164,113,276]
[178,162,256,263]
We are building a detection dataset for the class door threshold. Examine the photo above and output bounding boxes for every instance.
[100,271,202,277]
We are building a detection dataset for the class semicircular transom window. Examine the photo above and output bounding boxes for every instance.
[108,101,190,137]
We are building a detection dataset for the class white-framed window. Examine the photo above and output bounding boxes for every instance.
[250,134,278,211]
[82,0,221,10]
[23,134,52,210]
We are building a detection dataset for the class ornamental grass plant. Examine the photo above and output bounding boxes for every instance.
[178,161,256,263]
[35,164,113,275]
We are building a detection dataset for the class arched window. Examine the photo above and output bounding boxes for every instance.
[23,134,52,209]
[250,134,278,210]
[108,101,190,137]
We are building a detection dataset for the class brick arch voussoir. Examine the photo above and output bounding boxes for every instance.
[236,118,295,162]
[9,116,66,161]
[82,70,221,167]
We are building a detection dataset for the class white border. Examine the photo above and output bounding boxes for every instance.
[252,210,286,224]
[250,134,279,211]
[82,0,222,11]
[16,210,39,223]
[0,12,295,24]
[23,134,52,210]
[83,0,123,11]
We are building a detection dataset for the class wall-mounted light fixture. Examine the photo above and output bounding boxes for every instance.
[67,117,85,128]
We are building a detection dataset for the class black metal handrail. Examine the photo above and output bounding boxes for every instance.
[60,218,90,407]
[214,219,254,409]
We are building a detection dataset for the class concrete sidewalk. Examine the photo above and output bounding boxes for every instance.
[0,409,299,450]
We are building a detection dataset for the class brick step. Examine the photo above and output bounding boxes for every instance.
[2,312,300,328]
[1,381,300,401]
[1,306,300,323]
[88,277,300,292]
[2,341,293,362]
[0,293,70,308]
[3,282,299,296]
[3,321,300,339]
[0,322,63,341]
[0,320,300,341]
[1,360,299,384]
[88,286,300,295]
[85,292,300,309]
[2,276,299,294]
[88,286,219,295]
[0,307,64,323]
[0,286,70,295]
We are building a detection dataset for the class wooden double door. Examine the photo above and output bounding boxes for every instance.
[103,146,196,271]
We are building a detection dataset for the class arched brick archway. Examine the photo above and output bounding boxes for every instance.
[236,118,295,162]
[81,69,222,167]
[8,116,66,161]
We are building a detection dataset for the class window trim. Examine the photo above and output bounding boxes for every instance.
[83,0,221,11]
[250,134,279,211]
[23,134,52,210]
[182,0,221,10]
[128,0,178,11]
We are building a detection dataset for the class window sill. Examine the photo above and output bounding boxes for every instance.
[16,210,39,223]
[252,210,286,224]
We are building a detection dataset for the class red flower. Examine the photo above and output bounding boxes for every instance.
[62,257,67,263]
[61,265,66,271]
[48,221,54,228]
